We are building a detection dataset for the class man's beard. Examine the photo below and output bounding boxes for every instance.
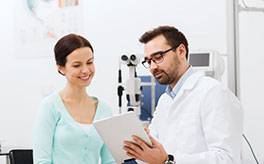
[154,71,173,85]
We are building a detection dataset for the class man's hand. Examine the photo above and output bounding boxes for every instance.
[123,129,168,164]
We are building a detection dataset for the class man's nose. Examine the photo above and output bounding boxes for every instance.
[150,60,158,70]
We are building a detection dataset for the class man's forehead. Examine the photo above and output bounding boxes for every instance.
[144,40,169,57]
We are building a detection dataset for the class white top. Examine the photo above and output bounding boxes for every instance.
[78,123,93,135]
[149,71,243,164]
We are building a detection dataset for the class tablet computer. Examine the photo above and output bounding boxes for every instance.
[93,112,151,163]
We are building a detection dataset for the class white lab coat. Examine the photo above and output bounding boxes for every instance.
[149,71,243,164]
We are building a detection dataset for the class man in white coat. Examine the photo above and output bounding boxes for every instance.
[123,25,243,164]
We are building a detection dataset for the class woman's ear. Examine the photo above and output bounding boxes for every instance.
[57,65,65,76]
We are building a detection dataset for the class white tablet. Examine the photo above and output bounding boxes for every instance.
[93,112,151,163]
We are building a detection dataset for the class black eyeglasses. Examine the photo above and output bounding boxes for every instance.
[141,46,178,68]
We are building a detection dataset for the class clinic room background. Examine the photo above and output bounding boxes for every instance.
[0,0,264,163]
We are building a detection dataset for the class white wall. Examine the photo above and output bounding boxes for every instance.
[239,8,264,163]
[0,0,263,163]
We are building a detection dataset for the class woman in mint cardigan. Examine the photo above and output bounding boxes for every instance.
[33,34,116,164]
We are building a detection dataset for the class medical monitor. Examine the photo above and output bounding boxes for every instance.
[189,51,214,75]
[189,52,210,66]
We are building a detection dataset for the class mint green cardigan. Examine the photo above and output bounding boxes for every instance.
[33,92,116,164]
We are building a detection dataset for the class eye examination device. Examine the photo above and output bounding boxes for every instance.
[118,54,142,115]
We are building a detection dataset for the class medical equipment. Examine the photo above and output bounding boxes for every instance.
[117,54,142,115]
[189,50,225,81]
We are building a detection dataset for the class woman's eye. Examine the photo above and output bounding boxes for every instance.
[73,65,80,68]
[87,61,93,65]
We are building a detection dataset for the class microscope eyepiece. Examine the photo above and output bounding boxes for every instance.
[130,54,136,61]
[121,55,128,61]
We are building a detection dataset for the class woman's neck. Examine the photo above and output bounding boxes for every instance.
[60,83,89,103]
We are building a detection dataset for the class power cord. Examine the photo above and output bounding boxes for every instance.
[243,134,260,164]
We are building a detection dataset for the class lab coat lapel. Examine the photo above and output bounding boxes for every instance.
[168,71,204,115]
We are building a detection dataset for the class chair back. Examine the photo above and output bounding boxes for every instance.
[9,149,33,164]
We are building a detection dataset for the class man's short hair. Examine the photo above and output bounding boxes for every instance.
[139,25,189,59]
